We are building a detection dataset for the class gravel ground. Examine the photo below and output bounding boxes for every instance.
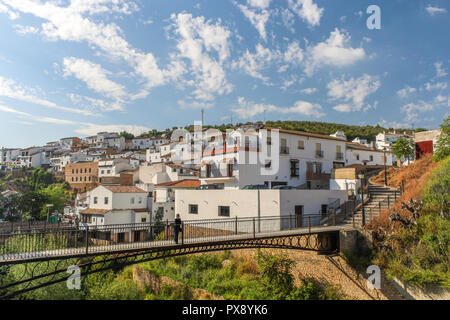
[232,249,406,300]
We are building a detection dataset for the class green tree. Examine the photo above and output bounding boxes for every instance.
[119,131,135,140]
[29,168,54,191]
[434,117,450,162]
[37,184,68,220]
[392,137,415,165]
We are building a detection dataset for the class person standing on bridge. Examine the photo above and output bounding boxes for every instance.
[173,214,182,244]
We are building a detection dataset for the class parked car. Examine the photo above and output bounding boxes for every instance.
[242,185,269,190]
[272,185,297,190]
[197,184,223,190]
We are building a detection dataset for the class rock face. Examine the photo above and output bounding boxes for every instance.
[132,265,224,300]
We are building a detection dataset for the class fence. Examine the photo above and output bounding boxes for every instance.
[0,214,328,261]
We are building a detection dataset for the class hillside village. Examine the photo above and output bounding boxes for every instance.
[0,123,442,230]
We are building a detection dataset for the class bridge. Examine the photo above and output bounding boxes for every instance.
[0,180,402,300]
[0,214,352,299]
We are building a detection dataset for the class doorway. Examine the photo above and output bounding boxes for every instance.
[295,205,304,228]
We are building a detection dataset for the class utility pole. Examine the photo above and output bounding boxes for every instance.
[383,147,387,186]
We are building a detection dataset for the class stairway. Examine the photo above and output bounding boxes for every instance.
[342,182,400,228]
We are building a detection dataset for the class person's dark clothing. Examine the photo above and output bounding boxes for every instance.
[173,218,182,244]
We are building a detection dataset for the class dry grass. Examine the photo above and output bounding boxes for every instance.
[368,154,437,230]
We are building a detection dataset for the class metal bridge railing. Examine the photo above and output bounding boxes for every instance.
[0,214,333,262]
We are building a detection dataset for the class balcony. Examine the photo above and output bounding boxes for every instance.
[336,152,344,161]
[280,146,289,155]
[315,150,324,158]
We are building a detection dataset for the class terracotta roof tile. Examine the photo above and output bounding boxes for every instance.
[155,179,200,188]
[102,185,147,193]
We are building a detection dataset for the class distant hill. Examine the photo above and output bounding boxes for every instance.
[134,120,415,142]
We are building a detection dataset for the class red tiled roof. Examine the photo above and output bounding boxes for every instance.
[102,185,147,193]
[155,179,200,188]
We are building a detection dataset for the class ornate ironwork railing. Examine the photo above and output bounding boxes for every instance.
[0,215,338,263]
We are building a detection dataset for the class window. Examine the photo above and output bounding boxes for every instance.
[265,161,271,168]
[101,170,105,174]
[71,177,74,182]
[107,170,110,174]
[138,197,142,204]
[369,155,374,161]
[267,137,272,145]
[218,206,230,217]
[298,140,304,149]
[290,160,299,177]
[94,197,98,204]
[189,204,198,214]
[141,217,147,223]
[104,197,108,204]
[130,197,135,204]
[356,154,360,160]
[89,168,91,173]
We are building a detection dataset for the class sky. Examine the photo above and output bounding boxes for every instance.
[0,0,448,148]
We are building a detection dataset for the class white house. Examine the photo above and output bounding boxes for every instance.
[175,189,348,231]
[198,127,347,190]
[345,142,393,166]
[81,185,150,226]
[98,158,132,178]
[0,148,20,166]
[375,131,413,150]
[152,179,200,222]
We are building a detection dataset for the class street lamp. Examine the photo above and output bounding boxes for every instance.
[45,204,54,222]
[358,173,366,226]
[383,147,388,186]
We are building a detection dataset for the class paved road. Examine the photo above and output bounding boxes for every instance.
[0,225,349,264]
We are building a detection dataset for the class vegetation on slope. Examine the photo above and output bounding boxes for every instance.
[372,155,450,288]
[2,250,345,300]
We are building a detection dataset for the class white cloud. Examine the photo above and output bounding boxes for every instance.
[0,76,94,115]
[232,97,325,118]
[13,25,38,35]
[246,0,271,9]
[177,100,214,109]
[62,57,127,108]
[288,0,323,27]
[1,0,171,92]
[236,2,271,41]
[232,44,278,83]
[283,41,303,65]
[401,101,435,122]
[434,62,448,78]
[301,87,317,94]
[169,13,232,101]
[304,28,365,76]
[327,74,381,112]
[0,103,151,135]
[397,86,416,98]
[426,6,447,16]
[0,2,19,19]
[425,81,447,91]
[281,8,295,33]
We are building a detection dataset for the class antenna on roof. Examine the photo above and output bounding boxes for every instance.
[201,109,204,128]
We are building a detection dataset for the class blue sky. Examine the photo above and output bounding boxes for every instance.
[0,0,448,148]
